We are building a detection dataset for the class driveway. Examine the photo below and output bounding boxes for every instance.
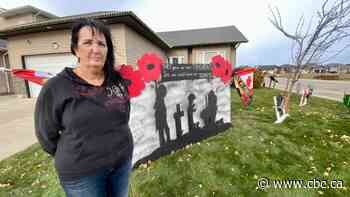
[0,95,37,161]
[265,78,350,102]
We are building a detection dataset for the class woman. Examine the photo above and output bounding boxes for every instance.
[34,18,133,197]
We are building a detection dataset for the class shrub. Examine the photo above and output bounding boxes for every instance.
[253,70,265,88]
[313,75,340,80]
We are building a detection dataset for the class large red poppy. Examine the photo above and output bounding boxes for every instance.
[221,60,233,84]
[118,64,145,98]
[137,53,163,83]
[210,55,226,78]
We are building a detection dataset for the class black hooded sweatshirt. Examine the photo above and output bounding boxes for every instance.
[34,67,133,181]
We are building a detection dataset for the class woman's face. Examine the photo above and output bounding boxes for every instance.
[74,26,108,71]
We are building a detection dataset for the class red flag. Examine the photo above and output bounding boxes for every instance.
[11,69,54,85]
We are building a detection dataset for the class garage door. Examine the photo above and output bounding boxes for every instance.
[24,53,77,97]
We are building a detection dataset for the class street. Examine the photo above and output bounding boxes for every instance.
[266,78,350,102]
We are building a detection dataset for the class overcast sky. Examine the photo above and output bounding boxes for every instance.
[1,0,349,66]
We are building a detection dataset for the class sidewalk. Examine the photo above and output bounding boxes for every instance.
[0,95,37,161]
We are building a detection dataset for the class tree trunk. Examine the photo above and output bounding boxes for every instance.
[285,72,292,92]
[285,77,296,113]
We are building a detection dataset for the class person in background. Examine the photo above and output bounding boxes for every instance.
[34,18,133,197]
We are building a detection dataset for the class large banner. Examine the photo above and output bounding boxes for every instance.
[130,78,231,166]
[129,54,232,166]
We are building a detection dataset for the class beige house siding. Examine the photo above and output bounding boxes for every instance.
[0,14,35,30]
[192,45,235,65]
[231,46,236,67]
[110,24,127,66]
[124,25,166,68]
[166,48,188,63]
[0,72,8,94]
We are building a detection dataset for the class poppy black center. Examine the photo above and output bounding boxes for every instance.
[215,63,221,68]
[147,64,155,70]
[225,69,229,75]
[125,79,132,86]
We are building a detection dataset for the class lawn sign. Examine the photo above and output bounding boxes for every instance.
[299,85,314,107]
[268,75,279,88]
[273,95,289,123]
[233,67,256,108]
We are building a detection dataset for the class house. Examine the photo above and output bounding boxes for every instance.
[328,65,338,73]
[324,63,350,73]
[0,5,248,98]
[256,65,279,74]
[158,26,244,66]
[0,5,58,95]
[309,63,350,74]
[309,65,327,73]
[339,64,350,73]
[279,64,297,74]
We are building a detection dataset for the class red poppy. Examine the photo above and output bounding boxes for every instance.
[118,64,145,98]
[246,76,252,88]
[137,53,163,82]
[221,60,233,84]
[211,55,226,78]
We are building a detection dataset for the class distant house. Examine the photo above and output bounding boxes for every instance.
[256,65,279,74]
[0,5,248,97]
[339,64,350,73]
[311,66,327,73]
[279,64,297,74]
[327,65,339,73]
[325,63,350,74]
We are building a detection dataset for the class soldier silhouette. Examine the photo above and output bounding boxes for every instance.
[200,90,218,128]
[187,93,199,132]
[173,104,184,138]
[154,84,170,146]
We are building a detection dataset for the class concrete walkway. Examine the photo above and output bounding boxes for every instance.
[0,95,37,161]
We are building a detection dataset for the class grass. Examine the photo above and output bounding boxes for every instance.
[0,88,349,197]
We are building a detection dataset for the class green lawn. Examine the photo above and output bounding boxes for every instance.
[0,88,349,197]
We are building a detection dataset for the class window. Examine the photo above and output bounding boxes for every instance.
[168,56,184,64]
[201,50,226,64]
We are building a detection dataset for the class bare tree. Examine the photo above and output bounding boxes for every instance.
[269,0,350,111]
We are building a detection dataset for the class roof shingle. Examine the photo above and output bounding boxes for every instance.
[0,5,57,18]
[157,26,248,47]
